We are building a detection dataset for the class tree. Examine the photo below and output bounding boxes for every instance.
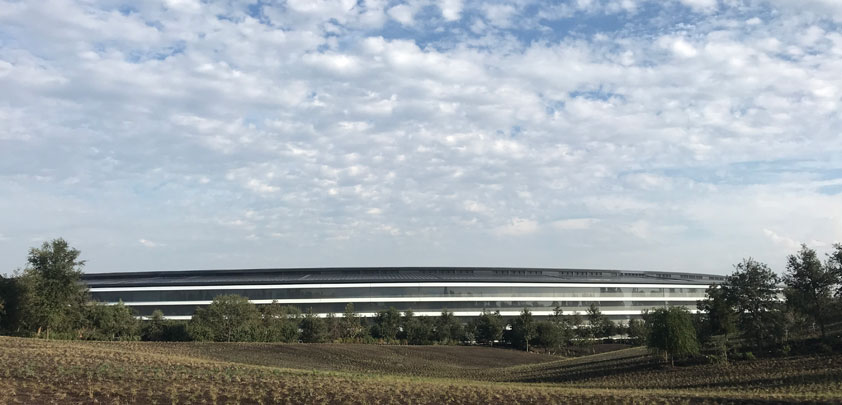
[407,315,434,344]
[188,294,261,342]
[300,308,326,343]
[645,307,700,366]
[586,304,613,339]
[627,318,648,346]
[535,306,573,352]
[398,309,432,344]
[340,303,366,342]
[0,273,22,333]
[511,308,537,351]
[829,243,842,297]
[696,284,737,342]
[141,310,189,341]
[434,309,464,344]
[534,321,563,352]
[18,239,88,338]
[83,301,139,341]
[141,310,167,341]
[260,302,301,342]
[324,312,342,342]
[784,244,839,340]
[371,307,401,342]
[472,309,504,346]
[722,258,782,348]
[372,307,401,342]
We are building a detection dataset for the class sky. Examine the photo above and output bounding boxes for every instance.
[0,0,841,275]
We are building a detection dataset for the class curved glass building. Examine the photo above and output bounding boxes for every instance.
[83,267,724,321]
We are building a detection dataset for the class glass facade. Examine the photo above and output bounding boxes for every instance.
[89,283,708,320]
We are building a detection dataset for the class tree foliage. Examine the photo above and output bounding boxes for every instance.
[784,244,839,340]
[721,258,782,348]
[434,309,464,344]
[188,294,261,342]
[627,318,648,346]
[260,302,301,342]
[371,307,401,341]
[18,239,88,337]
[340,303,366,342]
[82,301,139,341]
[696,284,737,343]
[0,274,23,333]
[645,306,700,366]
[472,309,504,346]
[511,308,537,351]
[300,308,326,343]
[586,303,613,339]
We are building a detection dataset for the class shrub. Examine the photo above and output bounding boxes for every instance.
[645,306,700,366]
[188,295,261,342]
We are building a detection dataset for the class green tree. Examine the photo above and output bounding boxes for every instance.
[140,310,190,341]
[399,309,432,344]
[300,308,326,343]
[372,307,401,342]
[324,312,342,342]
[83,301,139,341]
[340,303,366,342]
[536,306,574,352]
[188,294,261,342]
[434,309,464,344]
[551,307,574,344]
[696,284,737,342]
[511,308,537,351]
[0,274,22,333]
[534,321,563,353]
[723,258,782,348]
[627,318,648,346]
[18,239,88,338]
[472,309,504,346]
[586,303,613,339]
[645,306,700,366]
[406,314,434,345]
[260,302,301,342]
[141,310,167,341]
[784,244,839,340]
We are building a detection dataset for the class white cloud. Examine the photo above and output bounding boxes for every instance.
[138,239,162,248]
[679,0,717,13]
[494,218,539,236]
[763,229,801,251]
[440,0,463,21]
[552,218,599,231]
[388,4,416,26]
[0,0,841,273]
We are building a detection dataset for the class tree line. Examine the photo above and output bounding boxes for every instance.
[2,239,841,362]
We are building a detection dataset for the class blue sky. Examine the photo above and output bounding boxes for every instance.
[1,0,841,274]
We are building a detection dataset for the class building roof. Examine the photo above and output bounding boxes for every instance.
[81,267,724,288]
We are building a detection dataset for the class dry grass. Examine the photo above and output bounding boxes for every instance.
[1,336,841,404]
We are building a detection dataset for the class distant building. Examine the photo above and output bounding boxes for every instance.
[83,267,724,322]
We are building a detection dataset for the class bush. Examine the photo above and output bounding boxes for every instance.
[260,302,301,342]
[471,310,504,346]
[645,307,700,366]
[82,302,139,341]
[300,309,326,343]
[188,295,261,342]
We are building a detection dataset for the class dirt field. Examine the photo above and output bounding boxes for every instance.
[2,336,841,404]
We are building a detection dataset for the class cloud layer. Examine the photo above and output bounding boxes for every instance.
[1,0,841,274]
